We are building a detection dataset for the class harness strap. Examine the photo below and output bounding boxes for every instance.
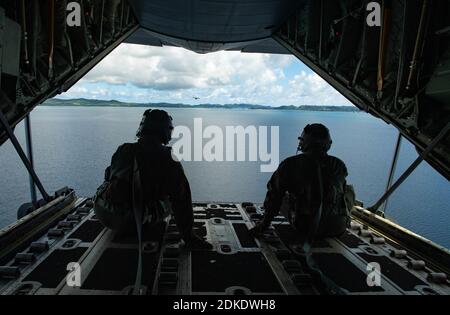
[132,151,144,295]
[301,159,347,295]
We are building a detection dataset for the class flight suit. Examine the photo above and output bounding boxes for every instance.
[262,152,350,238]
[102,137,194,240]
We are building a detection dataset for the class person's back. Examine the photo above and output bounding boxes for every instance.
[270,152,349,237]
[251,124,353,238]
[135,135,195,240]
[96,109,211,249]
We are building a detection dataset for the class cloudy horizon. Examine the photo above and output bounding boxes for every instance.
[59,43,352,107]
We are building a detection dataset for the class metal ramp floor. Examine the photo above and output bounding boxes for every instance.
[1,200,449,295]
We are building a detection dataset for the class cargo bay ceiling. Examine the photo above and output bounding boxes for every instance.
[0,0,449,180]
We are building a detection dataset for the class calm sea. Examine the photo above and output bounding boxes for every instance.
[0,106,448,248]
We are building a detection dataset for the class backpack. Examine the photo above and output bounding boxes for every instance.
[94,143,170,231]
[283,156,354,237]
[94,144,136,231]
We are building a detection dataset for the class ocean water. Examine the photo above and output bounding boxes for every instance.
[0,106,448,248]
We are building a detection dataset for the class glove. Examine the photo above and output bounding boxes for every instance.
[184,232,213,251]
[248,220,270,237]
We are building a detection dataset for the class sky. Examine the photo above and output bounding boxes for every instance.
[59,43,352,107]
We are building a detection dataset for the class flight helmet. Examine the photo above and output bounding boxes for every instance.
[136,109,174,145]
[298,124,332,154]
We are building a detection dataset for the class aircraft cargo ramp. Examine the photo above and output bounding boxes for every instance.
[0,196,449,295]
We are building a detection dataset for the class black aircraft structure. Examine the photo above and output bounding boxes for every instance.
[0,0,449,295]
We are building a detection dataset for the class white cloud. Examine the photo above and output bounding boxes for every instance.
[82,44,291,91]
[286,71,351,105]
[63,43,352,106]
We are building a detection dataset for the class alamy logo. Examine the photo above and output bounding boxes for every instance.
[366,262,382,287]
[65,2,381,28]
[66,262,81,287]
[171,118,279,173]
[366,2,381,27]
[66,2,81,27]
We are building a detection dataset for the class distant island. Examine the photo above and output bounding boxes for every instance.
[42,98,360,112]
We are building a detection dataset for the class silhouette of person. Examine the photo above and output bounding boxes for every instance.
[98,109,212,250]
[250,124,352,239]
